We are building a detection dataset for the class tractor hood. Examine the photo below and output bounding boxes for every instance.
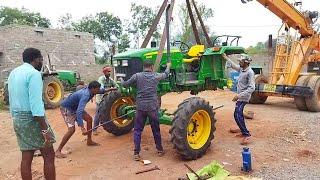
[113,48,159,59]
[113,47,181,59]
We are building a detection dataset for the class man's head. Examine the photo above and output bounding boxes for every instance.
[143,60,154,71]
[23,48,43,71]
[102,66,112,78]
[88,80,101,95]
[238,54,252,68]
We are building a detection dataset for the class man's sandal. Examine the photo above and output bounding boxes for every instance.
[157,150,165,157]
[133,154,141,161]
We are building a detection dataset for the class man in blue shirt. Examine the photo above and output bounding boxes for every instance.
[121,60,170,160]
[8,48,56,180]
[55,81,115,158]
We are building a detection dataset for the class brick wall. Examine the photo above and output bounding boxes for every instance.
[0,25,96,86]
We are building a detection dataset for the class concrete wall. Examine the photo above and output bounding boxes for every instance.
[0,25,98,86]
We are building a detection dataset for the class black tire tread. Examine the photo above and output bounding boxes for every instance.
[305,76,320,112]
[169,97,216,160]
[97,91,134,136]
[294,75,310,111]
[249,75,268,104]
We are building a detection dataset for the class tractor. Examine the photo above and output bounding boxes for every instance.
[96,0,248,160]
[96,35,246,160]
[3,54,80,108]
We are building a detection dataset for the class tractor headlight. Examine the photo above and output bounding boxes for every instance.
[122,60,128,66]
[112,60,118,67]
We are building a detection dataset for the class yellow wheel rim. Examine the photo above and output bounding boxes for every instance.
[46,82,62,103]
[187,110,211,149]
[110,97,134,127]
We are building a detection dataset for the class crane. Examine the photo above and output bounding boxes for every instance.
[242,0,320,112]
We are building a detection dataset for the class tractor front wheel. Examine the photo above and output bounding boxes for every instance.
[98,91,135,136]
[43,76,64,109]
[170,97,216,160]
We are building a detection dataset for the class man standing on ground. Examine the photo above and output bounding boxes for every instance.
[8,48,56,180]
[121,60,171,160]
[55,81,115,158]
[223,53,255,145]
[93,66,117,135]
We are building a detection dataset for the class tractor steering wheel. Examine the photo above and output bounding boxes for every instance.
[173,41,190,54]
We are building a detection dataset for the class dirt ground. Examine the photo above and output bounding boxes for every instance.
[0,90,319,180]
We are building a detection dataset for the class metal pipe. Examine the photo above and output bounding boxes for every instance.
[166,2,171,63]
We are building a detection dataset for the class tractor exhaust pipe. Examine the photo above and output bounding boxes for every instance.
[166,3,171,64]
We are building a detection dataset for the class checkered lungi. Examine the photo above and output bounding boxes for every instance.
[12,111,56,151]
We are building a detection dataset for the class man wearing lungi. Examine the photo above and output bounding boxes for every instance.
[8,48,56,180]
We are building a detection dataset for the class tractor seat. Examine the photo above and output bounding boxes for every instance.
[183,45,205,63]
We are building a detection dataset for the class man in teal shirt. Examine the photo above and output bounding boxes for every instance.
[8,48,56,180]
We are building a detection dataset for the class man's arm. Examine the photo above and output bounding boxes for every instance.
[76,95,90,127]
[29,72,53,146]
[238,71,256,99]
[110,78,119,88]
[222,53,241,72]
[28,72,46,129]
[97,76,104,88]
[121,74,137,87]
[156,62,171,80]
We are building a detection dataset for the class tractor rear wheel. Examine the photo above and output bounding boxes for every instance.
[98,91,135,136]
[249,75,268,104]
[43,76,64,109]
[305,76,320,112]
[170,97,216,160]
[294,75,310,111]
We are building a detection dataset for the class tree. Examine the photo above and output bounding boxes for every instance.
[57,13,73,30]
[72,12,122,44]
[177,2,214,46]
[129,3,158,48]
[118,33,130,53]
[246,42,268,55]
[0,7,51,27]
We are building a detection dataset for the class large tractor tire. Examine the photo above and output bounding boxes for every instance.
[294,75,310,111]
[305,76,320,112]
[98,91,135,136]
[249,75,268,104]
[43,76,64,109]
[170,97,216,160]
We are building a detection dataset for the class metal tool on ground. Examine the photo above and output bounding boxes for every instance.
[140,159,152,165]
[135,165,160,174]
[83,110,136,135]
[212,105,224,111]
[184,164,203,180]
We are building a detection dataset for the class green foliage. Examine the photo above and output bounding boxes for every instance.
[72,12,122,43]
[246,42,268,55]
[95,56,108,64]
[57,13,73,30]
[118,33,130,53]
[129,3,158,47]
[0,6,51,27]
[177,2,214,46]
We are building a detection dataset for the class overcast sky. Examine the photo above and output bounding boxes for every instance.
[1,0,320,47]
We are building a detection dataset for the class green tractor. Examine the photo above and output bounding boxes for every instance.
[97,36,245,160]
[2,55,80,108]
